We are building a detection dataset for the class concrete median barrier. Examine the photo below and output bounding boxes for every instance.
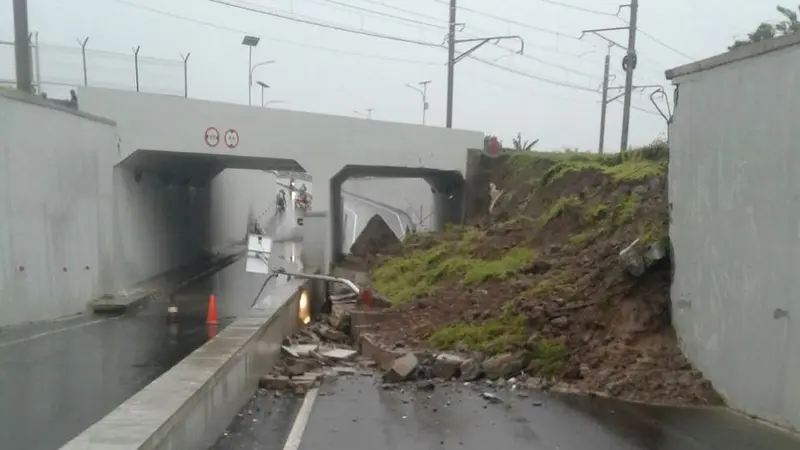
[61,278,309,450]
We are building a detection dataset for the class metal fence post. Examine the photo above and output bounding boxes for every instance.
[132,45,140,92]
[181,52,190,98]
[77,37,89,86]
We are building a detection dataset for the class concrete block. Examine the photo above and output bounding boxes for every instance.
[383,352,419,382]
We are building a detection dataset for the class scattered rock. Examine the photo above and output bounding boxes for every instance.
[483,353,524,380]
[619,239,646,277]
[550,316,570,328]
[259,375,291,390]
[383,352,419,383]
[632,184,649,196]
[481,392,503,404]
[459,358,483,381]
[313,324,350,343]
[432,353,465,379]
[416,380,436,391]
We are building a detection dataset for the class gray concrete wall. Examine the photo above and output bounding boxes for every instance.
[669,39,800,430]
[209,169,276,253]
[0,91,273,328]
[0,92,118,327]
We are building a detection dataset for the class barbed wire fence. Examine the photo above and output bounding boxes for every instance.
[0,34,187,100]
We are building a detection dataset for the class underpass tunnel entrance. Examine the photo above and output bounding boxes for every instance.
[329,165,466,262]
[114,149,306,292]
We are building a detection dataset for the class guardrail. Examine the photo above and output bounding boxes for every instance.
[61,279,310,449]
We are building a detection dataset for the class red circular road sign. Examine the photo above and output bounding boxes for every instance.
[488,136,500,156]
[224,129,240,149]
[204,127,220,147]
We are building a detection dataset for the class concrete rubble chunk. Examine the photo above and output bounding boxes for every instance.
[284,357,321,376]
[619,239,646,277]
[460,358,483,381]
[282,344,318,358]
[314,324,350,343]
[383,352,419,383]
[432,353,466,379]
[259,375,291,390]
[321,348,358,361]
[328,307,352,333]
[483,353,524,380]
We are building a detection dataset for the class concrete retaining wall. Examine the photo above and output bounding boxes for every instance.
[61,279,307,449]
[668,35,800,430]
[0,91,118,327]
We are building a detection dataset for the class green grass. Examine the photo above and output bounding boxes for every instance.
[373,239,535,305]
[428,311,528,354]
[539,195,582,225]
[532,338,569,378]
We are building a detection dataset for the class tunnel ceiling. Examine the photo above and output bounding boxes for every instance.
[118,149,306,186]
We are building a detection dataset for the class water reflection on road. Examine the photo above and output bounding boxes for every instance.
[0,251,287,450]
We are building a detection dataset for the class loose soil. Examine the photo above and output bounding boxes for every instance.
[342,145,722,406]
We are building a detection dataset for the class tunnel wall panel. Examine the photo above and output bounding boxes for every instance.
[0,93,116,327]
[209,169,277,254]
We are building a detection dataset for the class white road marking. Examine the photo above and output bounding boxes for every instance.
[0,316,120,349]
[282,387,319,450]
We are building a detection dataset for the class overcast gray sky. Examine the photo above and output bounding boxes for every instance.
[0,0,780,150]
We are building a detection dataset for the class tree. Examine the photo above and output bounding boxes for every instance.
[512,132,539,151]
[729,5,800,50]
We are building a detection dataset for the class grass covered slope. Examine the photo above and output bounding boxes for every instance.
[367,144,721,406]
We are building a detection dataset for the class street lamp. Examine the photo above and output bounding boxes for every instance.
[256,80,270,106]
[250,60,275,106]
[241,35,260,105]
[405,80,431,125]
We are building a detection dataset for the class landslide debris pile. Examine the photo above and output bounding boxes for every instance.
[361,144,722,406]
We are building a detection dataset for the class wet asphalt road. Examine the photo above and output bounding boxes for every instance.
[212,390,303,450]
[0,254,287,450]
[295,376,800,450]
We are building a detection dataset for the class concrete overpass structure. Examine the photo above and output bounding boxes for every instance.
[77,87,482,269]
[0,87,482,328]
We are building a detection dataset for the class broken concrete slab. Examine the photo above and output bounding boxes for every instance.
[313,324,350,343]
[383,352,419,383]
[321,348,358,361]
[328,306,352,332]
[432,353,465,379]
[281,344,318,358]
[357,335,406,371]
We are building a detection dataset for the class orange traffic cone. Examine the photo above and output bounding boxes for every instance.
[206,324,218,340]
[206,294,219,325]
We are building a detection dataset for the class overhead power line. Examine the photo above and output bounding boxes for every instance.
[536,0,616,17]
[432,0,589,43]
[468,56,598,93]
[209,0,444,48]
[109,0,441,65]
[617,17,694,60]
[313,0,447,29]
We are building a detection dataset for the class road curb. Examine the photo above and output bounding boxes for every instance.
[90,252,243,314]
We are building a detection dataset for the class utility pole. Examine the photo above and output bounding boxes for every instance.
[445,0,456,128]
[620,0,639,151]
[405,80,431,125]
[444,0,524,129]
[12,0,33,93]
[598,45,611,154]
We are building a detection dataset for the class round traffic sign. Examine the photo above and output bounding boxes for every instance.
[204,127,220,147]
[224,129,240,149]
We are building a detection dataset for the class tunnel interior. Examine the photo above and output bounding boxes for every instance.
[112,149,305,292]
[329,164,466,263]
